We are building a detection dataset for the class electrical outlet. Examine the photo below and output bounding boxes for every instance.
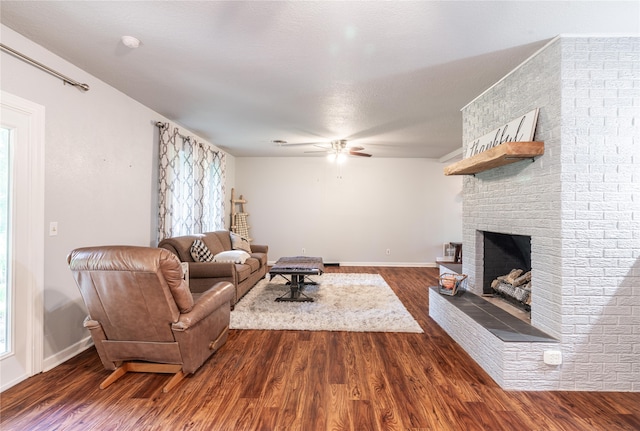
[543,350,562,365]
[386,249,391,255]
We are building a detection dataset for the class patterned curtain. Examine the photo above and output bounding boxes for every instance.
[157,123,226,243]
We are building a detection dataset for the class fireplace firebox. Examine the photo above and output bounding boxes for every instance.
[482,231,531,303]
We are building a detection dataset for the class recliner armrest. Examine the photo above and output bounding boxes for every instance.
[172,281,234,331]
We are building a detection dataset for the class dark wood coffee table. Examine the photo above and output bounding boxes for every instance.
[269,256,324,302]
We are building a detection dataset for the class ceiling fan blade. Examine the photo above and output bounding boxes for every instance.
[348,146,365,152]
[304,150,329,153]
[350,151,372,157]
[279,141,328,147]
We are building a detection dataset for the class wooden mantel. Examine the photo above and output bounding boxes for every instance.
[444,141,544,176]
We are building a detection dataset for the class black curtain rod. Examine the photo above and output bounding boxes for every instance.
[156,121,191,141]
[155,122,219,152]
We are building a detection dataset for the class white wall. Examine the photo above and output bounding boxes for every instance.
[0,25,232,369]
[235,157,462,265]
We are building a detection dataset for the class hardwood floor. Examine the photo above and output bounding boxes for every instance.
[2,266,639,430]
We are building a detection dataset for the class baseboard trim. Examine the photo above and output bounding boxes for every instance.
[267,261,437,268]
[43,336,94,372]
[336,262,437,268]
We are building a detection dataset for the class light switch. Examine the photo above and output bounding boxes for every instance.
[49,221,58,236]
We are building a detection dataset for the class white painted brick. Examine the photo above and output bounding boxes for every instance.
[578,343,605,353]
[588,239,618,250]
[604,229,633,239]
[454,36,639,392]
[576,249,605,259]
[587,257,622,267]
[606,80,634,90]
[618,334,640,345]
[575,324,603,334]
[604,268,632,277]
[591,315,620,326]
[604,248,634,258]
[574,287,604,296]
[618,296,640,306]
[604,211,632,221]
[604,344,633,354]
[604,363,633,373]
[602,324,633,335]
[603,286,629,296]
[575,363,604,374]
[588,296,615,306]
[575,230,605,240]
[619,354,639,363]
[588,353,623,364]
[615,239,639,249]
[577,267,607,277]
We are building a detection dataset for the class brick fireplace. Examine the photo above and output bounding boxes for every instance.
[430,36,639,391]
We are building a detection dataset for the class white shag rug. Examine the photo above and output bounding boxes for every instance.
[230,273,423,333]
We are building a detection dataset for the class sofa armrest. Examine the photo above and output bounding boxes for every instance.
[158,236,200,263]
[251,244,268,254]
[188,261,235,278]
[172,282,234,331]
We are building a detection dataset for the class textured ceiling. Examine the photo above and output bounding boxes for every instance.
[1,1,638,158]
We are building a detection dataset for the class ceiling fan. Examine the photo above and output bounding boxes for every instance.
[276,139,372,160]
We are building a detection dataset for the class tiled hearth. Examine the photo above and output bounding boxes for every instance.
[430,36,640,391]
[430,288,559,390]
[433,289,553,342]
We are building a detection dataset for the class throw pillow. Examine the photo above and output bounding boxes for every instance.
[230,232,252,253]
[190,239,215,262]
[213,250,251,264]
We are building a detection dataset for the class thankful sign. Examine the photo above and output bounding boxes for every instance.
[466,109,539,158]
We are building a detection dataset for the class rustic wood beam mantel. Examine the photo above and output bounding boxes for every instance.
[444,141,544,176]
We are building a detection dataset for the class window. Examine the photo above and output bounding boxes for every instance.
[157,124,225,242]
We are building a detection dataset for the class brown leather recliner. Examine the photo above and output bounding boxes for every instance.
[68,245,234,392]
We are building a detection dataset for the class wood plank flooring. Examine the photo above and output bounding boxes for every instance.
[2,266,639,430]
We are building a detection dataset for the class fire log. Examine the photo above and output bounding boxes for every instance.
[512,271,531,287]
[504,269,524,285]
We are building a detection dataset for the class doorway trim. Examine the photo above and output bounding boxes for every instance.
[0,91,45,391]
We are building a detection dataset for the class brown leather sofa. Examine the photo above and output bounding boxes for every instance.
[158,231,268,305]
[68,245,234,392]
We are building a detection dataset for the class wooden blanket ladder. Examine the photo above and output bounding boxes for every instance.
[230,188,251,241]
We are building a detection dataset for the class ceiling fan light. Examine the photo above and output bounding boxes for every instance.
[336,153,347,164]
[327,153,337,162]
